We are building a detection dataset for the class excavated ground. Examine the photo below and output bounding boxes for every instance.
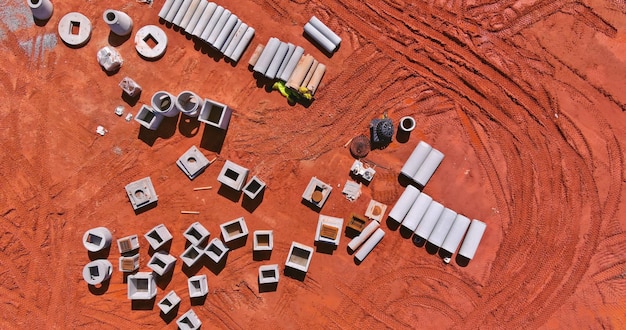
[1,0,626,328]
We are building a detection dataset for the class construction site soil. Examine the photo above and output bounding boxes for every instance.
[1,0,626,328]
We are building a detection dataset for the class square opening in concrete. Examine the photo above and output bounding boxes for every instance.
[199,99,231,130]
[136,279,149,291]
[183,247,200,259]
[258,264,280,286]
[225,169,239,181]
[181,245,203,267]
[70,21,80,35]
[243,176,266,199]
[147,231,163,244]
[143,33,158,48]
[257,235,269,246]
[262,269,276,279]
[220,217,248,244]
[217,160,249,191]
[127,272,156,300]
[208,244,224,256]
[89,266,100,278]
[187,275,208,297]
[87,234,102,246]
[158,291,181,314]
[177,309,202,330]
[225,222,243,236]
[150,258,166,269]
[148,252,176,276]
[253,230,273,252]
[137,108,155,122]
[205,238,229,263]
[183,222,210,246]
[289,247,310,267]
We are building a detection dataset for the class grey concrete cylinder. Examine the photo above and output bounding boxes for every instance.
[173,0,193,26]
[192,2,216,37]
[179,0,200,30]
[399,116,416,133]
[278,46,304,82]
[200,5,224,40]
[223,23,248,59]
[103,9,133,36]
[230,27,254,62]
[265,42,289,79]
[276,43,295,80]
[28,0,53,21]
[151,91,179,117]
[83,227,112,252]
[253,37,280,75]
[207,9,231,45]
[176,91,202,117]
[309,16,342,47]
[304,22,336,54]
[214,15,238,50]
[219,19,241,52]
[165,0,184,22]
[83,259,113,285]
[184,0,208,34]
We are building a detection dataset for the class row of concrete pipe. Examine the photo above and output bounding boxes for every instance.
[389,185,487,263]
[158,0,255,62]
[251,37,327,96]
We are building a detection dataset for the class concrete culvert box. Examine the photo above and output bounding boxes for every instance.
[187,275,208,298]
[134,105,163,130]
[205,238,229,263]
[199,98,232,130]
[144,224,173,251]
[127,272,157,300]
[158,291,181,315]
[177,309,202,330]
[243,176,266,199]
[148,252,176,276]
[183,221,210,246]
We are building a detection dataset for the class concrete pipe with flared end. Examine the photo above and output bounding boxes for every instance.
[253,37,280,75]
[387,185,420,224]
[173,0,193,26]
[278,46,304,82]
[184,0,208,34]
[165,0,184,22]
[265,42,289,79]
[199,5,224,41]
[28,0,53,21]
[176,91,202,117]
[191,2,216,37]
[103,9,133,36]
[304,22,336,54]
[151,91,179,117]
[229,26,255,62]
[306,63,326,96]
[400,141,432,179]
[286,54,314,89]
[354,228,385,263]
[158,0,176,19]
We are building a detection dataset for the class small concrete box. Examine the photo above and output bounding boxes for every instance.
[188,275,209,298]
[220,217,249,244]
[365,199,387,222]
[205,238,229,263]
[302,176,332,209]
[258,264,280,285]
[148,252,176,276]
[285,242,314,273]
[82,227,112,252]
[177,309,202,330]
[127,272,157,300]
[119,254,140,272]
[314,215,344,246]
[180,245,204,267]
[158,291,181,314]
[125,176,158,211]
[117,234,140,254]
[144,224,173,251]
[243,175,266,199]
[177,145,210,180]
[253,230,273,252]
[134,105,163,130]
[198,98,232,130]
[183,221,210,246]
[217,160,249,191]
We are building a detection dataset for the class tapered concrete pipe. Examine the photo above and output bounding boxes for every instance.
[176,91,202,117]
[304,22,336,54]
[278,46,304,82]
[173,0,193,26]
[179,0,200,30]
[191,2,216,37]
[165,0,183,22]
[158,0,175,19]
[184,0,207,34]
[354,228,385,263]
[286,54,314,89]
[276,43,295,79]
[200,5,223,40]
[28,0,53,21]
[306,63,326,95]
[151,91,179,117]
[230,27,255,62]
[265,42,289,79]
[103,9,133,36]
[224,23,248,58]
[388,185,420,224]
[309,16,342,47]
[253,37,280,75]
[213,15,238,50]
[220,19,241,53]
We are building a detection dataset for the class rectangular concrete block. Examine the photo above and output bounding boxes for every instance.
[158,291,181,314]
[127,272,157,300]
[183,222,210,246]
[188,275,208,297]
[117,234,139,254]
[217,160,249,191]
[144,224,173,251]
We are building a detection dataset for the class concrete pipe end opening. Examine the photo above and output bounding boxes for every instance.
[400,116,416,132]
[104,10,118,24]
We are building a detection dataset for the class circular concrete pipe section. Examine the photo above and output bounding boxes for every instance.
[83,259,113,285]
[399,116,416,133]
[151,91,179,117]
[28,0,53,21]
[82,227,112,252]
[135,25,168,60]
[176,91,201,117]
[58,12,92,47]
[103,9,133,36]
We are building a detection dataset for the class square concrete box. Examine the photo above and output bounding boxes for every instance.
[220,217,248,245]
[134,105,164,130]
[177,145,210,180]
[365,199,388,222]
[302,177,332,209]
[258,264,280,285]
[148,252,176,276]
[127,272,157,300]
[217,160,249,191]
[205,238,229,263]
[184,222,210,246]
[119,254,139,272]
[144,224,173,251]
[315,215,344,246]
[346,213,368,238]
[117,234,140,254]
[177,309,202,330]
[180,245,204,267]
[125,177,158,211]
[198,98,232,130]
[243,176,266,199]
[285,242,314,273]
[158,291,181,315]
[187,275,209,298]
[253,230,273,252]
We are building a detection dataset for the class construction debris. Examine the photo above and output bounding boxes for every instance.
[96,126,107,136]
[180,211,200,215]
[342,180,362,202]
[97,46,123,72]
[115,105,125,116]
[193,186,213,191]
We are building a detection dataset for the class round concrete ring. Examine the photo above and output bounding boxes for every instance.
[135,25,168,60]
[58,12,92,47]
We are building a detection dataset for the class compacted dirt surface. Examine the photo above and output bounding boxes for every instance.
[2,0,626,328]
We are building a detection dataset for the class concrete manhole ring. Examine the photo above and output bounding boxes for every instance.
[58,12,92,47]
[135,25,168,60]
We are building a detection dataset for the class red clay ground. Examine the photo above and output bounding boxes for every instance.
[1,0,626,328]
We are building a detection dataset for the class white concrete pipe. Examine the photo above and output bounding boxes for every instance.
[413,148,445,187]
[347,220,380,252]
[213,14,238,50]
[83,259,113,285]
[176,91,202,117]
[304,22,336,54]
[400,141,432,180]
[306,63,326,96]
[191,2,216,37]
[165,0,184,22]
[158,0,175,19]
[427,207,457,247]
[173,0,193,26]
[399,116,416,133]
[206,9,231,45]
[103,9,133,36]
[220,19,241,53]
[253,37,280,75]
[354,228,385,263]
[414,201,444,240]
[179,0,200,30]
[388,185,420,224]
[309,16,342,48]
[400,192,433,232]
[278,46,304,82]
[83,227,112,252]
[458,219,487,260]
[28,0,53,21]
[286,54,314,89]
[151,91,179,117]
[230,27,255,62]
[301,59,318,88]
[200,5,224,41]
[265,42,289,79]
[224,22,248,58]
[441,214,471,256]
[276,43,295,79]
[184,0,207,34]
